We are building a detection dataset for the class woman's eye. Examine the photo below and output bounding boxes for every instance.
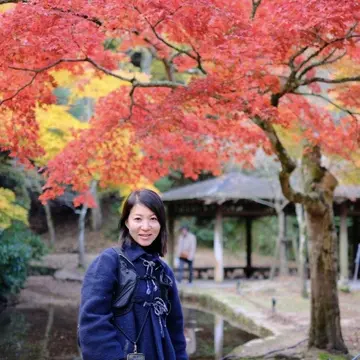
[151,218,158,221]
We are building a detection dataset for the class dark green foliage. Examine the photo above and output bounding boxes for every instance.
[103,38,121,51]
[0,222,48,296]
[252,217,277,256]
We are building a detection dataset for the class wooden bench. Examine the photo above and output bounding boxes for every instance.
[173,265,301,280]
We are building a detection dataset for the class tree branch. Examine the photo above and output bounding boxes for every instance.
[293,91,360,117]
[251,116,312,205]
[297,49,346,79]
[295,24,359,74]
[301,74,360,86]
[7,57,184,97]
[0,0,103,26]
[134,6,207,75]
[51,7,102,26]
[288,46,309,71]
[0,0,26,3]
[251,0,262,19]
[0,73,37,105]
[9,58,88,73]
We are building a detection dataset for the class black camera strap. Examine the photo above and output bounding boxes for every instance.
[112,306,151,354]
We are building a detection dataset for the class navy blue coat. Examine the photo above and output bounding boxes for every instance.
[78,242,188,360]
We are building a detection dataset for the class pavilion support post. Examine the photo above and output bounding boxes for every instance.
[339,202,349,287]
[166,204,175,268]
[353,216,359,278]
[245,217,253,278]
[214,207,224,282]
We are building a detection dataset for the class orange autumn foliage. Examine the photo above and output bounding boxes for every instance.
[0,0,359,202]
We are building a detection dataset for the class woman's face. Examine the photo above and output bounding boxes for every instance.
[125,203,161,247]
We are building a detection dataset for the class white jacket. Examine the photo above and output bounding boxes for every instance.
[177,232,197,261]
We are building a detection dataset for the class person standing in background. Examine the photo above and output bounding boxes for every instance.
[177,225,197,284]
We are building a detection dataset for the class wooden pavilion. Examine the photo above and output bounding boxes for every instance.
[161,172,360,282]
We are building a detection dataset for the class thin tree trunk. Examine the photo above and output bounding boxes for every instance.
[90,180,102,231]
[296,203,308,298]
[270,226,280,279]
[279,210,288,276]
[291,233,300,273]
[34,176,56,246]
[39,306,54,359]
[78,204,88,268]
[44,202,56,247]
[270,204,287,279]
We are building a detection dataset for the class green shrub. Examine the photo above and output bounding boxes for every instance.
[0,221,48,295]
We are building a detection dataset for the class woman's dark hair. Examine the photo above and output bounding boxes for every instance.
[118,189,168,256]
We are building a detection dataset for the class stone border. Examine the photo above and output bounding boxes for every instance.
[179,289,273,339]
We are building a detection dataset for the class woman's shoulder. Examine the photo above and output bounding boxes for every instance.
[86,247,119,274]
[96,247,120,261]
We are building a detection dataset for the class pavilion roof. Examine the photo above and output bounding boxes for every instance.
[161,172,360,203]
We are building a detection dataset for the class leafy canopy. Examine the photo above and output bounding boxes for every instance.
[0,0,360,201]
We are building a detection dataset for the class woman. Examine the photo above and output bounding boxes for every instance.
[78,189,188,360]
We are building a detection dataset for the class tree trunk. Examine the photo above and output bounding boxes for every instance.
[296,203,308,298]
[301,148,346,351]
[279,210,289,276]
[90,180,102,231]
[39,306,54,360]
[44,202,56,247]
[270,204,288,279]
[306,203,346,351]
[251,119,347,353]
[34,176,56,246]
[78,204,88,268]
[270,230,280,279]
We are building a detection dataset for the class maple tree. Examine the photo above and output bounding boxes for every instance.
[1,0,360,352]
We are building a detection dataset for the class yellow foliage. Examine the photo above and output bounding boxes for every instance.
[330,57,360,78]
[117,182,159,214]
[36,104,88,165]
[0,188,28,229]
[273,124,304,158]
[41,68,155,194]
[0,4,15,13]
[51,68,150,100]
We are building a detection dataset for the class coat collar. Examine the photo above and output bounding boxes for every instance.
[123,241,160,263]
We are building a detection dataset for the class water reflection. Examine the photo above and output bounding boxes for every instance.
[183,307,258,359]
[0,306,257,360]
[214,315,224,360]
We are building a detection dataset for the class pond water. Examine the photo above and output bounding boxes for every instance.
[0,306,258,360]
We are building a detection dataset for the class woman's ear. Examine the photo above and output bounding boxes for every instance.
[125,219,129,228]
